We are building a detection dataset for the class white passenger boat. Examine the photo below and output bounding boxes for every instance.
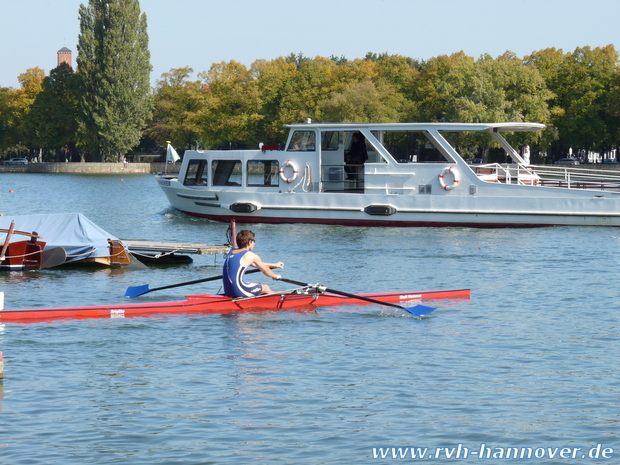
[156,122,620,227]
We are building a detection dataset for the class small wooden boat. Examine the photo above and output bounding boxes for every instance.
[0,221,48,271]
[0,213,134,270]
[0,287,470,324]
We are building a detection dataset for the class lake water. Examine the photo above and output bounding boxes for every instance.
[0,173,618,464]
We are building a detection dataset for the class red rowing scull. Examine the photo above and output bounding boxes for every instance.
[0,287,471,324]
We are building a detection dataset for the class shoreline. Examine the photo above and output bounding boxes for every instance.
[0,162,180,175]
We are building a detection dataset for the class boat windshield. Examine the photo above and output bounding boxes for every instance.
[183,159,208,186]
[440,131,515,164]
[380,131,450,164]
[287,130,316,151]
[321,131,340,151]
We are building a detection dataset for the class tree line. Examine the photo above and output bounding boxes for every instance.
[1,3,619,163]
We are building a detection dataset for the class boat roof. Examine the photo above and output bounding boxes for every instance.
[284,122,545,132]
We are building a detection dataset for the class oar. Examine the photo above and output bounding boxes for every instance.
[125,268,261,298]
[279,278,436,317]
[41,247,68,269]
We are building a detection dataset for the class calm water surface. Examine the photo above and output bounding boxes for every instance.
[0,173,618,464]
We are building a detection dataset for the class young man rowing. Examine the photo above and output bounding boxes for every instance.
[222,230,284,298]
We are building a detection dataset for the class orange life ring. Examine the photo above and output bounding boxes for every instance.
[279,160,299,184]
[438,166,460,191]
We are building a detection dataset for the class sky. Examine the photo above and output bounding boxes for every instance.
[1,0,619,89]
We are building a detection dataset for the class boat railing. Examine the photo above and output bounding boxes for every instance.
[320,164,364,191]
[473,163,620,191]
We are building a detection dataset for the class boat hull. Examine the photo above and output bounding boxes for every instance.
[178,209,620,228]
[162,192,620,228]
[0,240,46,271]
[0,288,470,324]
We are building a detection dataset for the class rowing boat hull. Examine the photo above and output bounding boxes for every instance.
[0,288,470,323]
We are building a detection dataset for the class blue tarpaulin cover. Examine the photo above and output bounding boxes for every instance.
[0,213,119,263]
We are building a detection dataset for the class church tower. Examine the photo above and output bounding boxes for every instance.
[57,47,72,67]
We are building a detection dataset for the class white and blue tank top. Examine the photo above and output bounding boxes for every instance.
[223,250,262,297]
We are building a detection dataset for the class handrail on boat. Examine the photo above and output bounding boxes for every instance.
[472,163,620,191]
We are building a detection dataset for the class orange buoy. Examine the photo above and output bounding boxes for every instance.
[8,190,14,193]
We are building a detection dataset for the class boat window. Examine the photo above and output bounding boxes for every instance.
[440,131,506,163]
[211,160,242,186]
[321,131,340,151]
[183,159,208,186]
[287,130,316,151]
[381,131,448,163]
[247,160,279,186]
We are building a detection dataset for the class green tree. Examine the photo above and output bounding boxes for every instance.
[412,52,552,158]
[77,0,152,161]
[412,52,476,122]
[24,63,80,160]
[276,57,338,124]
[375,54,419,94]
[548,46,618,151]
[0,68,45,157]
[196,60,262,148]
[414,52,551,123]
[147,67,206,150]
[0,88,10,153]
[607,66,620,145]
[332,58,379,88]
[251,57,298,143]
[317,79,405,123]
[0,86,20,155]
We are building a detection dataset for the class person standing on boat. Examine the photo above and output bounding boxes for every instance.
[345,132,368,185]
[222,230,284,297]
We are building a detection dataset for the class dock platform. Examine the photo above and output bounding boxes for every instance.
[124,241,230,256]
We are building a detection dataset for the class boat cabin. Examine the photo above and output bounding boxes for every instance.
[178,122,501,195]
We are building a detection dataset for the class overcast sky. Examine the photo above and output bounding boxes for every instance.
[1,0,619,89]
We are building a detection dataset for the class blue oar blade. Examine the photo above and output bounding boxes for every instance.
[403,304,436,317]
[125,284,151,298]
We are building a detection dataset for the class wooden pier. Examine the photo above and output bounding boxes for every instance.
[124,241,230,256]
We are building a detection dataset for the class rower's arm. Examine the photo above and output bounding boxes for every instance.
[249,254,282,280]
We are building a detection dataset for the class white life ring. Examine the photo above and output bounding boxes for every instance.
[438,166,460,191]
[279,160,299,184]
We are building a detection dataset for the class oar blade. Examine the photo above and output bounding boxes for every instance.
[404,304,436,317]
[41,247,67,269]
[125,284,151,298]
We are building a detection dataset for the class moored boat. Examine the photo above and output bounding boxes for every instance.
[0,287,470,324]
[157,122,620,227]
[0,213,135,270]
[0,236,46,271]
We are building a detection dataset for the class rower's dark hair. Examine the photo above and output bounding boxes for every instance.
[236,230,255,248]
